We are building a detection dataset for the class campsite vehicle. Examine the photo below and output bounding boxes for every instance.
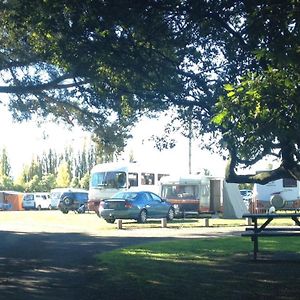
[0,191,23,211]
[160,175,247,218]
[88,162,169,213]
[240,189,253,209]
[22,193,51,210]
[251,178,300,213]
[99,191,175,223]
[57,189,89,214]
[50,188,89,213]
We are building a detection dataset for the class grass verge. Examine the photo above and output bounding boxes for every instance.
[94,237,300,300]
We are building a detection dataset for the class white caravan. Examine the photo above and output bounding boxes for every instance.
[160,175,247,218]
[251,178,300,213]
[160,175,212,216]
[88,162,169,212]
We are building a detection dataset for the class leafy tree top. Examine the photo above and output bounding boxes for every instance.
[0,0,299,183]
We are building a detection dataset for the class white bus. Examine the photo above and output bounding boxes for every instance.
[251,178,300,213]
[88,162,169,212]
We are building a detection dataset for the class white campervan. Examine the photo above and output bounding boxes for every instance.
[88,162,169,213]
[22,193,51,210]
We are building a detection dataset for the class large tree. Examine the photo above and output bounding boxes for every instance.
[0,0,299,183]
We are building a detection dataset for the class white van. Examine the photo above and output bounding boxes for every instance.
[22,193,51,210]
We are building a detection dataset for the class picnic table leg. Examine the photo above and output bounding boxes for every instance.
[251,236,258,260]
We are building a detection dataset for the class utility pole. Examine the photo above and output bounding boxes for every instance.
[188,140,192,174]
[188,108,193,174]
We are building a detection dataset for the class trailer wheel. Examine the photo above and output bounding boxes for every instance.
[270,194,285,209]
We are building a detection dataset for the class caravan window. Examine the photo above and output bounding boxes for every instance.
[283,178,297,188]
[162,185,198,200]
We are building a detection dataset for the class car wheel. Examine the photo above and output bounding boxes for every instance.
[105,219,115,224]
[167,208,175,221]
[48,205,52,210]
[63,197,73,206]
[62,209,69,214]
[37,205,42,211]
[138,209,147,223]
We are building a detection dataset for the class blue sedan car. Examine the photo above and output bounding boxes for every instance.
[99,191,175,223]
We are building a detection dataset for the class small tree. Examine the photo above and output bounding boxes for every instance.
[70,177,80,188]
[39,174,56,192]
[79,172,90,190]
[0,175,14,190]
[25,175,40,192]
[56,161,71,188]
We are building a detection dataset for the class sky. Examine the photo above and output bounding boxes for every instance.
[0,102,230,178]
[0,91,275,179]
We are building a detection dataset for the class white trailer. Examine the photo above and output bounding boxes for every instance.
[160,175,247,218]
[159,175,211,216]
[252,178,300,213]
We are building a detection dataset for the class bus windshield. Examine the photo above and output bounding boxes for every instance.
[91,171,127,189]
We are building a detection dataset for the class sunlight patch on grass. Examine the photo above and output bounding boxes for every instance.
[95,237,300,300]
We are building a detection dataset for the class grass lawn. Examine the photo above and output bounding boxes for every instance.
[95,237,300,300]
[1,211,298,233]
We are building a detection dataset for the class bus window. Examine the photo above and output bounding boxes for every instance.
[90,171,126,188]
[141,173,155,185]
[158,174,169,181]
[128,173,138,187]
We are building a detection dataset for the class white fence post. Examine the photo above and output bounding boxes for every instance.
[161,218,167,228]
[204,218,209,227]
[117,219,123,229]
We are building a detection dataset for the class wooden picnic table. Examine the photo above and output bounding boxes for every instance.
[242,213,300,260]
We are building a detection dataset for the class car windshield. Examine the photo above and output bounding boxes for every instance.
[112,192,138,200]
[23,194,34,201]
[91,172,127,188]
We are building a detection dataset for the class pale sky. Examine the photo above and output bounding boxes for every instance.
[0,102,229,178]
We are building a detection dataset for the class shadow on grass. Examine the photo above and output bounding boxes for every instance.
[0,230,172,300]
[1,230,300,300]
[95,237,300,300]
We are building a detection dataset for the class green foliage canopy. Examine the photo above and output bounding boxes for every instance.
[0,0,299,183]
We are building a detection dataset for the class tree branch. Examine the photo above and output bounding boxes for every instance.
[0,76,88,94]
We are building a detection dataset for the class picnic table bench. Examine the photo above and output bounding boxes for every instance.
[242,213,300,260]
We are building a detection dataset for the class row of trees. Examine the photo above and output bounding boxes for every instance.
[0,142,107,192]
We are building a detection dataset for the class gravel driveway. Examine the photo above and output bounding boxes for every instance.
[0,211,243,300]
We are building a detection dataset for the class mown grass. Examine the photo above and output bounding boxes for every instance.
[1,210,298,232]
[94,237,300,300]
